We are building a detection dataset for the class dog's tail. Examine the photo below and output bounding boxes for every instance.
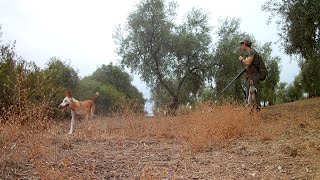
[92,92,99,101]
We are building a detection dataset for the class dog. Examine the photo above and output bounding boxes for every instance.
[248,84,257,106]
[58,90,99,134]
[247,80,258,112]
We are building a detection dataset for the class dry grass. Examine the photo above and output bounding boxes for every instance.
[1,98,320,179]
[62,102,269,152]
[0,102,264,178]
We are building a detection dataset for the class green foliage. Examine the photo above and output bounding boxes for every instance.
[114,0,214,113]
[0,27,145,120]
[263,0,320,97]
[263,0,320,59]
[44,57,79,91]
[99,84,125,114]
[42,57,80,109]
[275,75,304,104]
[287,74,304,101]
[89,63,145,112]
[0,35,62,122]
[258,43,281,105]
[275,82,288,104]
[301,58,320,97]
[73,78,101,99]
[198,85,216,102]
[91,63,144,101]
[74,78,125,115]
[0,41,18,106]
[212,18,253,101]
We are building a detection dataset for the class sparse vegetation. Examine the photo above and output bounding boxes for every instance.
[1,97,319,179]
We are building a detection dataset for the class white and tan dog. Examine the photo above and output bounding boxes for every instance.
[59,90,99,134]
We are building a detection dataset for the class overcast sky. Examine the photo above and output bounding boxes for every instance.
[0,0,300,112]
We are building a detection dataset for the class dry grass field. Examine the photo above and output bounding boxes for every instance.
[1,98,320,179]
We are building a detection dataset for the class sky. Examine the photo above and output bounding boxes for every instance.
[0,0,300,113]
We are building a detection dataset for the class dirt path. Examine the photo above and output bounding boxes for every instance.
[43,133,319,179]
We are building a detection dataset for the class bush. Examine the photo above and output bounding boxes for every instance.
[0,60,62,123]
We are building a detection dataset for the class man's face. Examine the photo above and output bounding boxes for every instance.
[240,43,246,51]
[241,43,250,52]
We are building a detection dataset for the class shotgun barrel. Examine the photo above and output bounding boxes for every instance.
[221,68,247,94]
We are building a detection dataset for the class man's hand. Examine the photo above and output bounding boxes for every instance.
[239,56,244,62]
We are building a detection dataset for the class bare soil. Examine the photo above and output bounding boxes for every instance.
[1,98,320,179]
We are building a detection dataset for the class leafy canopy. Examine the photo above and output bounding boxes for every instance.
[114,0,214,113]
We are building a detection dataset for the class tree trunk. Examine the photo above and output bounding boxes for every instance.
[168,96,179,116]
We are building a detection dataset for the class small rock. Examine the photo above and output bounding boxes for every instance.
[61,143,72,150]
[282,145,298,157]
[249,172,256,177]
[306,167,312,173]
[278,165,282,171]
[290,149,298,157]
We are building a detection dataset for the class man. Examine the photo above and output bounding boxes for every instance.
[239,39,261,111]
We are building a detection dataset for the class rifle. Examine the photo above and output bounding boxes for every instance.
[221,68,247,94]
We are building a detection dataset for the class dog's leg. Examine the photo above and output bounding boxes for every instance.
[88,111,93,120]
[68,111,76,134]
[246,88,251,107]
[250,86,259,112]
[90,108,94,120]
[90,104,95,120]
[85,111,89,121]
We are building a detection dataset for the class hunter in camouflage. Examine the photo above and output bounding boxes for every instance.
[239,39,263,111]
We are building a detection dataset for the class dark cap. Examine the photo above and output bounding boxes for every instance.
[240,39,252,47]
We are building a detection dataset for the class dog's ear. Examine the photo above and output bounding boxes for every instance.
[66,90,73,98]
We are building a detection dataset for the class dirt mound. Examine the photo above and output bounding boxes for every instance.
[1,98,319,179]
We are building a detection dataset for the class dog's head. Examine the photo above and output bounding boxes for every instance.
[58,90,74,112]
